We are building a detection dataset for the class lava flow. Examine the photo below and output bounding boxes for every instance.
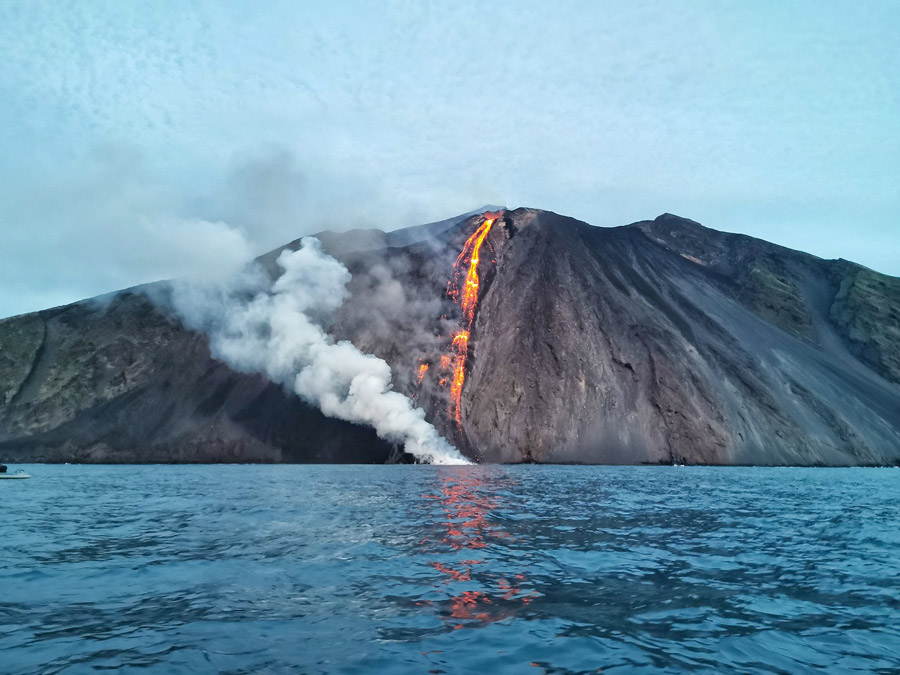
[445,212,501,426]
[415,361,430,386]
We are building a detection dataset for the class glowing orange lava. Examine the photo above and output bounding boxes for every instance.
[416,362,429,386]
[445,212,501,425]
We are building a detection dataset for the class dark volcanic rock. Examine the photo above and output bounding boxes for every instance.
[1,207,899,465]
[330,209,900,466]
[0,292,397,463]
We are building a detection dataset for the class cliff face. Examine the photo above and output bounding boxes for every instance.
[1,208,899,465]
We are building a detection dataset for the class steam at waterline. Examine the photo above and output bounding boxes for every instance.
[170,237,469,465]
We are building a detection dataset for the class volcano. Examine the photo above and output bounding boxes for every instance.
[2,208,899,465]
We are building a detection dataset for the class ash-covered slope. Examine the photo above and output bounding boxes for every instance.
[1,207,898,465]
[328,209,900,465]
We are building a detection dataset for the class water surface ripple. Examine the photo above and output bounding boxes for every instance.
[1,465,898,673]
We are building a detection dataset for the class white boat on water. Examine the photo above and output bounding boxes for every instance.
[0,464,30,479]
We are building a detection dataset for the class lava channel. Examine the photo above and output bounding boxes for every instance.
[444,212,501,426]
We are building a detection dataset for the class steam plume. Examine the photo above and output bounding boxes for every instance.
[171,237,469,465]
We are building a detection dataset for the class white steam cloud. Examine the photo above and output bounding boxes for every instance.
[171,237,469,465]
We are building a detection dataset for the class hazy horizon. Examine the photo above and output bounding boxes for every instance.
[1,0,898,318]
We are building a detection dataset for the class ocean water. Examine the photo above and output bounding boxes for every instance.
[1,465,898,674]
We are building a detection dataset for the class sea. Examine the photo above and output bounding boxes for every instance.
[1,465,898,674]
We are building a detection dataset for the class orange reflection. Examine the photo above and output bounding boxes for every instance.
[419,470,538,631]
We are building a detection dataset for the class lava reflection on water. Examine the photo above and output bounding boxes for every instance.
[419,470,538,631]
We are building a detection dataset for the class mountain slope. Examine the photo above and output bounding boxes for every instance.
[1,208,898,465]
[0,292,398,463]
[329,209,900,465]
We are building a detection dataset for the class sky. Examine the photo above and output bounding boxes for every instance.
[0,0,898,318]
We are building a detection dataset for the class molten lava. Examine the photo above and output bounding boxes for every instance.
[449,216,497,323]
[445,212,501,425]
[415,362,429,386]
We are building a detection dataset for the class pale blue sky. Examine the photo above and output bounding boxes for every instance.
[0,0,898,317]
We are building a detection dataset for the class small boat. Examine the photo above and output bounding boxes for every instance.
[0,464,30,479]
